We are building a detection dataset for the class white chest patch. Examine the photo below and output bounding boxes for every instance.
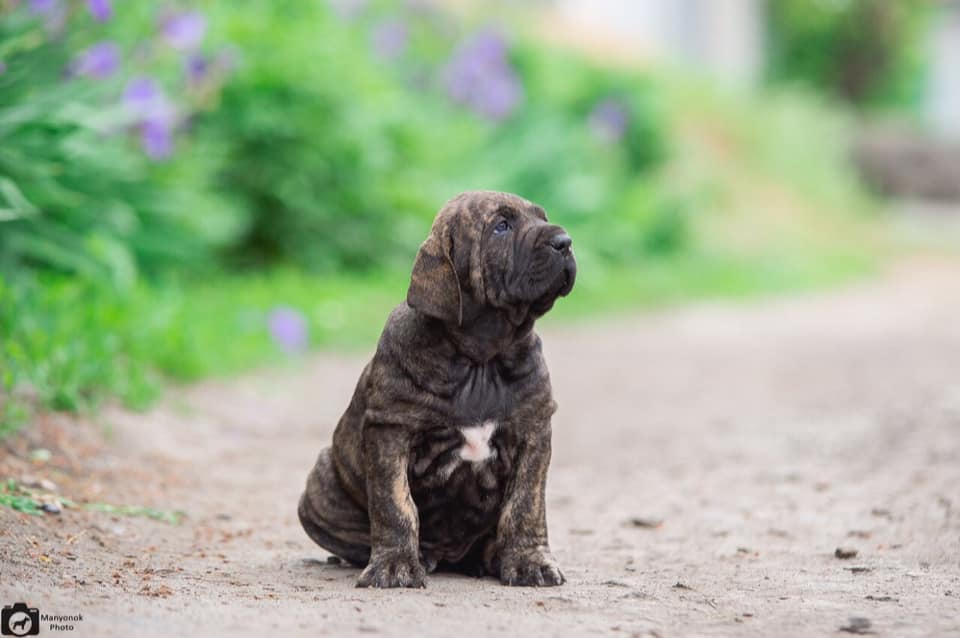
[459,420,498,462]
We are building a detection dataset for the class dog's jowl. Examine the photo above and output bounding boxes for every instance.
[298,191,576,588]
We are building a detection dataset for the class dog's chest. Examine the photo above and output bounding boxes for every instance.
[408,416,519,561]
[405,357,531,561]
[410,420,507,479]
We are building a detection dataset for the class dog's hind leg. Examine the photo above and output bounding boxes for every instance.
[298,447,371,566]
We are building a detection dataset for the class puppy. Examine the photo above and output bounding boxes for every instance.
[298,191,576,588]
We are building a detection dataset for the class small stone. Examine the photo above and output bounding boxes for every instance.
[835,547,859,559]
[326,556,342,565]
[36,493,63,514]
[839,617,874,634]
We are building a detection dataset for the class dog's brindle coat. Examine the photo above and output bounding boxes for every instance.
[298,191,576,588]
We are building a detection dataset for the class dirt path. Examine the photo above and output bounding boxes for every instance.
[2,258,960,637]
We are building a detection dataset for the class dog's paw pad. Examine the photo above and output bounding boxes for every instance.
[356,552,427,589]
[500,550,565,587]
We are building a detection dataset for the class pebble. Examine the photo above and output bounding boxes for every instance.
[835,547,859,559]
[839,617,874,634]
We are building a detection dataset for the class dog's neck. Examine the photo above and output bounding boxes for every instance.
[441,309,535,364]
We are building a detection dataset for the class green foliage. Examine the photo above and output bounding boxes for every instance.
[2,0,677,281]
[79,502,185,524]
[196,2,427,271]
[195,2,676,272]
[767,0,932,108]
[452,43,679,265]
[0,3,240,289]
[0,268,406,433]
[0,478,43,515]
[0,477,184,522]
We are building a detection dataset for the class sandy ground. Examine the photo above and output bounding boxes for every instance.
[2,258,959,637]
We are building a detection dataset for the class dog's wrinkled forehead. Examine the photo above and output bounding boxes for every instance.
[433,190,547,238]
[407,191,552,325]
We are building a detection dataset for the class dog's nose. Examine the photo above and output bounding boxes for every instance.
[549,233,572,251]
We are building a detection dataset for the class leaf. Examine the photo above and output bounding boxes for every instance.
[0,177,38,221]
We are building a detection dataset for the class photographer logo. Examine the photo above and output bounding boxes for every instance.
[1,603,38,637]
[2,603,83,635]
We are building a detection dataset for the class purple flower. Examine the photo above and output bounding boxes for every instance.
[71,41,120,79]
[124,76,159,103]
[184,53,208,84]
[184,49,238,89]
[474,69,522,121]
[443,29,523,121]
[123,77,178,159]
[268,307,309,353]
[588,99,630,144]
[140,120,173,159]
[0,61,6,76]
[160,11,207,51]
[87,0,112,22]
[370,18,409,60]
[28,0,66,31]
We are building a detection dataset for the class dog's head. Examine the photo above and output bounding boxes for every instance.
[407,191,576,327]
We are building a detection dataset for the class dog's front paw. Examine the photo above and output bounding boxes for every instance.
[356,551,427,589]
[500,547,565,587]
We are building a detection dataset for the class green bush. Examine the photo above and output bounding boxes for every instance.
[196,1,431,272]
[0,2,240,288]
[766,0,932,108]
[2,0,679,283]
[196,1,678,272]
[0,0,690,433]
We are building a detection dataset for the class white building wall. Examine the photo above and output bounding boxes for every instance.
[927,1,960,139]
[553,0,764,87]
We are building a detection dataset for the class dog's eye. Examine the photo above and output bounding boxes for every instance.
[493,220,511,235]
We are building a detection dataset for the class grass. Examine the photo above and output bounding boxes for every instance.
[0,478,184,522]
[0,270,404,436]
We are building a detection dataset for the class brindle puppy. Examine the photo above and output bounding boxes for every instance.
[298,190,576,588]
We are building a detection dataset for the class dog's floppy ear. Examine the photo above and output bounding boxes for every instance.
[407,224,463,326]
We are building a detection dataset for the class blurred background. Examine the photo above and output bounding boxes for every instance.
[1,0,958,433]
